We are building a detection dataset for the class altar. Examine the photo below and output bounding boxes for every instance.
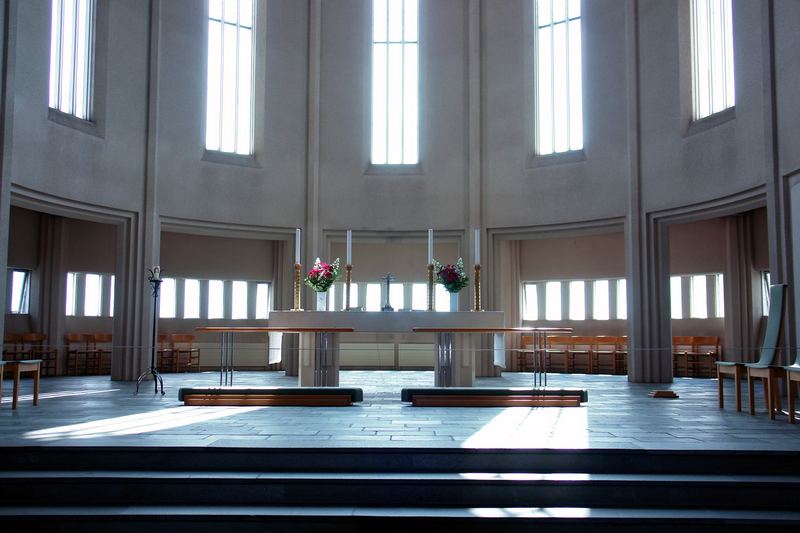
[269,311,505,387]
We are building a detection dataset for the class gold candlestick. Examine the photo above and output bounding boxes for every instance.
[473,264,482,311]
[292,263,303,311]
[427,264,435,311]
[345,264,352,310]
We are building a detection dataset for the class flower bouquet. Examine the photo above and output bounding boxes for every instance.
[304,258,340,292]
[433,258,469,293]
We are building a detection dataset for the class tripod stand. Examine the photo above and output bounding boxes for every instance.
[136,270,165,395]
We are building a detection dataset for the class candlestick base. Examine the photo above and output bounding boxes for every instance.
[292,263,303,311]
[473,264,482,312]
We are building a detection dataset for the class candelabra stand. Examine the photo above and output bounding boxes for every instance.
[473,264,482,311]
[136,274,165,395]
[427,264,435,311]
[292,263,303,311]
[345,264,352,310]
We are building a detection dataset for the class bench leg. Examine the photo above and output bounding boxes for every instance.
[33,368,40,406]
[734,368,742,412]
[717,367,724,408]
[789,381,796,424]
[748,373,755,415]
[12,366,20,410]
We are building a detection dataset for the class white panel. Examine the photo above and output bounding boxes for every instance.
[386,43,403,163]
[402,43,418,164]
[373,0,387,42]
[206,21,222,151]
[371,43,388,164]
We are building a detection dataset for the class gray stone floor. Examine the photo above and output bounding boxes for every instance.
[1,370,798,449]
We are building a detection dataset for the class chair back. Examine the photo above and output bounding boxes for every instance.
[672,336,694,352]
[570,336,594,352]
[691,336,720,355]
[546,336,571,349]
[171,333,196,350]
[594,336,618,352]
[755,284,787,366]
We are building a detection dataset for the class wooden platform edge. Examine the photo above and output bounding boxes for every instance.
[410,394,583,407]
[182,394,353,406]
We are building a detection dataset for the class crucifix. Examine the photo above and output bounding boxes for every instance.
[381,273,395,312]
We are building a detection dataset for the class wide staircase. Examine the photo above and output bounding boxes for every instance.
[2,446,800,531]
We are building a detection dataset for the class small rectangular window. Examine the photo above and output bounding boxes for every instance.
[345,282,359,310]
[108,275,115,317]
[593,280,609,320]
[411,282,426,310]
[206,0,256,155]
[389,282,404,310]
[183,279,200,319]
[714,273,724,318]
[670,276,683,319]
[208,279,224,319]
[327,284,337,311]
[690,274,708,318]
[568,280,585,320]
[9,270,31,315]
[231,280,248,319]
[616,278,627,320]
[545,281,561,320]
[690,0,734,120]
[434,284,451,312]
[84,273,102,317]
[255,282,270,318]
[65,272,77,316]
[159,277,176,319]
[365,283,381,311]
[523,283,538,321]
[49,0,96,120]
[761,271,770,317]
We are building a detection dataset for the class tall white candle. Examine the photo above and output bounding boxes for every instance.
[152,266,160,280]
[427,229,433,264]
[295,229,301,265]
[346,230,352,265]
[474,228,480,265]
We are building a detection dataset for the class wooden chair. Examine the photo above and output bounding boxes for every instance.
[744,285,789,419]
[517,335,534,371]
[545,336,571,373]
[717,284,786,413]
[156,334,176,372]
[686,336,720,378]
[64,333,95,375]
[785,350,800,424]
[0,359,41,409]
[569,336,594,374]
[671,336,695,377]
[171,334,200,372]
[3,333,24,361]
[92,333,113,374]
[593,336,619,375]
[21,333,58,376]
[616,336,628,374]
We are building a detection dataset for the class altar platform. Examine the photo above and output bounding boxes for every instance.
[2,370,798,450]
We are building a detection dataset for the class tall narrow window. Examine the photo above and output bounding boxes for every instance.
[49,0,95,120]
[616,279,627,320]
[690,0,734,120]
[568,280,585,320]
[208,280,224,319]
[231,281,248,319]
[65,272,77,316]
[411,282,426,310]
[366,283,382,311]
[523,283,539,321]
[714,273,724,318]
[545,281,562,321]
[371,0,418,165]
[434,284,450,312]
[206,0,256,154]
[593,280,609,320]
[389,283,404,310]
[255,282,270,318]
[159,278,177,319]
[84,273,102,317]
[690,274,708,319]
[108,275,115,317]
[535,0,582,155]
[670,276,683,319]
[8,270,31,315]
[184,279,201,319]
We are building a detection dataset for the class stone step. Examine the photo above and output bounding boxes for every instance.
[2,505,800,531]
[2,470,799,509]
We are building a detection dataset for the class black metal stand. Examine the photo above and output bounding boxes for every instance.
[136,273,164,395]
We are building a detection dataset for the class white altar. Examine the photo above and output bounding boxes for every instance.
[269,311,505,387]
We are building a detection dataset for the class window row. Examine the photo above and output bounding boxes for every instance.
[48,0,734,161]
[324,281,456,312]
[523,273,725,322]
[65,271,115,317]
[158,278,271,320]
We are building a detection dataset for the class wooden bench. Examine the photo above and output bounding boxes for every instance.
[400,387,588,407]
[0,359,41,409]
[673,335,721,378]
[178,386,364,406]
